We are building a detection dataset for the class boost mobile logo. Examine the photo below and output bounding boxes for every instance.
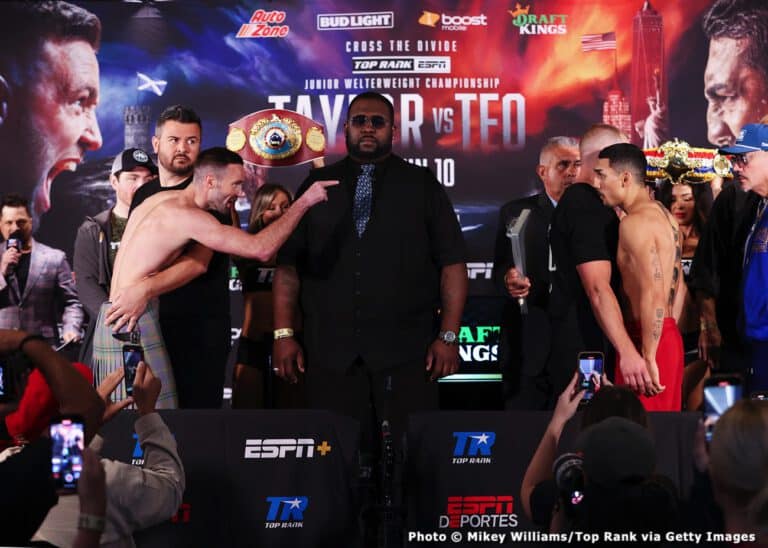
[452,432,495,463]
[244,438,332,459]
[265,496,308,528]
[418,10,487,31]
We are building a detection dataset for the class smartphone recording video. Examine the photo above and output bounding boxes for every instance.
[50,415,85,492]
[122,344,143,397]
[0,358,11,403]
[577,351,604,403]
[703,375,743,443]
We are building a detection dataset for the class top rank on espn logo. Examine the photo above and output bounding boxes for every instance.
[317,11,394,31]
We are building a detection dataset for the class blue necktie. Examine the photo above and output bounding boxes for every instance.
[353,164,375,237]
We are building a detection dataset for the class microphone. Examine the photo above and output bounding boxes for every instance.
[5,230,22,276]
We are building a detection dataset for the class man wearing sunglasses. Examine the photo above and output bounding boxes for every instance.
[719,124,768,391]
[273,91,467,452]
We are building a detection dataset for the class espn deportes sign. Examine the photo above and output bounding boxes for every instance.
[317,11,394,30]
[244,438,332,459]
[352,56,451,74]
[439,495,518,528]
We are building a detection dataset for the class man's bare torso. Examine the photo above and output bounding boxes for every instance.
[617,201,682,322]
[109,191,197,297]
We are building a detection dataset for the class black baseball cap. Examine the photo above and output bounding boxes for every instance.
[111,148,157,176]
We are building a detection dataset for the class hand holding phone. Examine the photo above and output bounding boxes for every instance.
[577,351,605,404]
[0,357,11,403]
[50,414,85,493]
[703,374,743,443]
[122,345,144,397]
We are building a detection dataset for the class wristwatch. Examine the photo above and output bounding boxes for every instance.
[78,513,106,532]
[438,330,458,345]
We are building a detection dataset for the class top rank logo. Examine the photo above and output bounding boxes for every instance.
[237,9,290,38]
[265,496,308,529]
[131,433,144,466]
[509,4,567,35]
[317,11,394,31]
[452,432,495,464]
[418,10,488,31]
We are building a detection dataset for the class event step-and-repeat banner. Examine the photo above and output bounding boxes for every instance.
[6,0,743,382]
[98,410,700,547]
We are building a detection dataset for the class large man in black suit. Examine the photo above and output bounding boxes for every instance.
[492,136,580,409]
[272,91,467,447]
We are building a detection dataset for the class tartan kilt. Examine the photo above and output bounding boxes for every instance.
[91,301,178,409]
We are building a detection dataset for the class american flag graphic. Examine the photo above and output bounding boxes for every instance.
[581,32,616,52]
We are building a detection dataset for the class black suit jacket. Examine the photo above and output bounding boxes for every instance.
[492,192,555,383]
[278,155,466,371]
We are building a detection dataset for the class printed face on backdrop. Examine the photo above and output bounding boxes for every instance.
[2,39,102,217]
[705,37,768,147]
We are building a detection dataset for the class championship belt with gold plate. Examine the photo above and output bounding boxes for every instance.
[226,109,326,167]
[644,138,733,184]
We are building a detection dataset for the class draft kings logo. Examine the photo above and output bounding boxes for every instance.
[439,496,518,529]
[458,325,500,363]
[508,3,568,35]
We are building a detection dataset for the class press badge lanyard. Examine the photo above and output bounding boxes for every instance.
[744,198,768,268]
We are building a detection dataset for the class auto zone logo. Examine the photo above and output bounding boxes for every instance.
[244,438,332,459]
[439,496,518,529]
[452,432,495,464]
[236,9,290,38]
[265,496,308,528]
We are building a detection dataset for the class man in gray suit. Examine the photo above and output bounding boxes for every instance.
[0,194,83,345]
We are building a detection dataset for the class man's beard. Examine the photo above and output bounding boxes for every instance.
[161,154,194,176]
[4,118,53,223]
[345,133,392,161]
